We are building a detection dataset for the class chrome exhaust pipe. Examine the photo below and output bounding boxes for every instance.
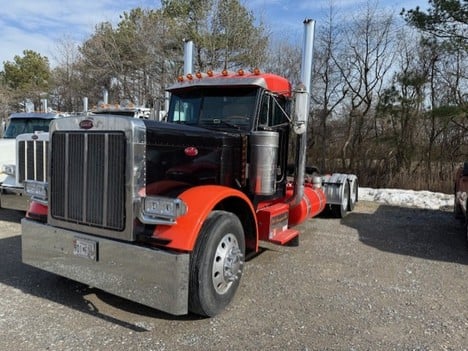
[290,19,316,207]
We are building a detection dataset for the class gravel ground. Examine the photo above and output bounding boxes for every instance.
[1,201,467,351]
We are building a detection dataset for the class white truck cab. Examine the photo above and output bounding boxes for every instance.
[0,112,67,211]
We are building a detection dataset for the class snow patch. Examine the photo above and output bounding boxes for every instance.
[359,187,454,211]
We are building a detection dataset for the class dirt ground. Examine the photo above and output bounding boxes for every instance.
[0,201,467,351]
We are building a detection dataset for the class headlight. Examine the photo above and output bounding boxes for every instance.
[1,164,15,176]
[24,180,48,202]
[139,196,187,225]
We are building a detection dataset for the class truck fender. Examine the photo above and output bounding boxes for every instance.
[152,185,258,252]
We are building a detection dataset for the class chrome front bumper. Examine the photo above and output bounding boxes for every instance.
[0,185,29,211]
[21,218,190,315]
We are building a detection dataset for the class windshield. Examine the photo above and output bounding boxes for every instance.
[168,87,258,131]
[3,118,52,138]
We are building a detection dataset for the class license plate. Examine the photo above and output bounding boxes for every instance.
[73,237,98,261]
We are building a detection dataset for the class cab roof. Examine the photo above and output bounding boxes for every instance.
[167,71,292,97]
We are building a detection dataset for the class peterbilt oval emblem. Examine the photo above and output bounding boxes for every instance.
[184,146,198,157]
[79,119,94,129]
[31,134,39,140]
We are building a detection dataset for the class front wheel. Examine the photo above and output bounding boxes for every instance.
[189,210,245,317]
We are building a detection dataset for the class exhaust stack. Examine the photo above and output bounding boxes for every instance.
[290,19,316,207]
[183,39,194,75]
[83,97,88,113]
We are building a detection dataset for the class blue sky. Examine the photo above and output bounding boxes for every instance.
[0,0,430,67]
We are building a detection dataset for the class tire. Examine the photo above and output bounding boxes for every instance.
[331,181,349,218]
[454,197,464,219]
[189,210,245,317]
[454,184,464,220]
[465,219,468,246]
[348,178,358,212]
[465,200,468,246]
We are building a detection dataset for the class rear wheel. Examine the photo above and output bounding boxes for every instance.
[454,185,463,219]
[331,181,349,218]
[465,201,468,245]
[189,211,245,317]
[465,219,468,245]
[348,178,358,212]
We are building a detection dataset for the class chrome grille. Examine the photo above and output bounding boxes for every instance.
[18,139,48,183]
[50,131,126,231]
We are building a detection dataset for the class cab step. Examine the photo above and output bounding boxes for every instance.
[257,203,299,246]
[268,228,299,245]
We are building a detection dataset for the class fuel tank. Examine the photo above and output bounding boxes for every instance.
[249,131,279,196]
[287,183,326,226]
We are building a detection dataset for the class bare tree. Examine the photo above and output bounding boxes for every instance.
[333,2,396,170]
[376,29,427,177]
[50,35,83,112]
[310,2,349,172]
[263,34,301,81]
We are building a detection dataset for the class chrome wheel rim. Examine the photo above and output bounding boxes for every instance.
[342,184,349,210]
[212,233,243,295]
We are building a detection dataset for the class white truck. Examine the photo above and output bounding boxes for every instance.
[0,112,67,211]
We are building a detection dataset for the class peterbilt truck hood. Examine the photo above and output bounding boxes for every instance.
[143,120,245,195]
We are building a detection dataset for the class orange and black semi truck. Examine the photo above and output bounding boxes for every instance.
[21,20,357,317]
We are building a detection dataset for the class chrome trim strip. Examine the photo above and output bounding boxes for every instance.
[43,139,47,181]
[103,133,109,227]
[82,133,88,223]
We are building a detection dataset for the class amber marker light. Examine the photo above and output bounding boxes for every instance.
[237,69,244,76]
[207,70,214,77]
[186,73,193,80]
[177,76,184,82]
[196,72,202,79]
[222,69,228,76]
[253,68,261,75]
